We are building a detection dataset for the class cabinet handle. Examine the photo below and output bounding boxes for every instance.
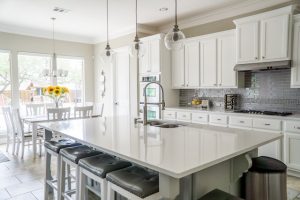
[255,57,258,60]
[262,56,265,59]
[240,121,245,123]
[198,117,203,119]
[182,115,186,117]
[264,123,271,126]
[217,119,221,121]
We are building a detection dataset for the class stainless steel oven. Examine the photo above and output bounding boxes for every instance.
[139,74,161,120]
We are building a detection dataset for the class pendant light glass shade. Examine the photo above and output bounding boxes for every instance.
[164,0,185,50]
[101,0,113,64]
[129,0,145,58]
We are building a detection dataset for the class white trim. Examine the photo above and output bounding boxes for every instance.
[159,0,297,32]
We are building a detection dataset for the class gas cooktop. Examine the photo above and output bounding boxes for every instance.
[233,110,293,116]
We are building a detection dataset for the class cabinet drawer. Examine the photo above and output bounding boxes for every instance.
[192,113,209,124]
[253,118,281,131]
[210,114,228,126]
[177,111,191,122]
[229,116,252,128]
[285,121,300,134]
[163,110,176,120]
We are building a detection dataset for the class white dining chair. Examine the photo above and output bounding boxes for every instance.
[12,108,43,158]
[74,105,93,118]
[47,107,71,120]
[25,103,46,116]
[2,107,16,154]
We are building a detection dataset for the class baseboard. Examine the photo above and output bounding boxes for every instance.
[288,169,300,178]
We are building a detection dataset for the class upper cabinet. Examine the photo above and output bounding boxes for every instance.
[291,14,300,88]
[172,41,200,89]
[172,30,242,89]
[234,6,295,64]
[139,36,161,74]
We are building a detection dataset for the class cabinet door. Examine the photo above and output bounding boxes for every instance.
[236,21,259,63]
[139,41,150,74]
[285,133,300,171]
[149,39,160,73]
[172,48,185,88]
[200,38,217,87]
[291,21,300,87]
[218,33,237,88]
[185,42,200,88]
[261,14,290,61]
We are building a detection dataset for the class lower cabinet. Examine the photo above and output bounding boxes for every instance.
[258,138,282,160]
[285,133,300,171]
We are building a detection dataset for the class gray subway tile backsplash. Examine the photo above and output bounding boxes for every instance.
[179,69,300,113]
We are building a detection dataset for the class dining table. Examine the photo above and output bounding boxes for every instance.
[38,116,282,199]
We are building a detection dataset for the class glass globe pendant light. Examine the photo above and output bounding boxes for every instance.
[164,0,185,50]
[101,0,114,63]
[129,0,145,58]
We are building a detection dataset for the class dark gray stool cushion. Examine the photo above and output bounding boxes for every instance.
[60,145,102,164]
[78,154,132,178]
[44,139,82,153]
[199,189,244,200]
[106,166,159,198]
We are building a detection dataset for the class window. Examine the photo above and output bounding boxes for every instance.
[18,53,51,113]
[0,51,11,133]
[57,57,84,104]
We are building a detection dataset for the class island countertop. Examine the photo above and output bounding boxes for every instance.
[38,117,282,178]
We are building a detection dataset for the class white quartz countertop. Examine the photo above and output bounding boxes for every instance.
[38,117,282,178]
[166,107,300,121]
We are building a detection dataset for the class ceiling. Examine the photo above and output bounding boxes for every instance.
[0,0,291,44]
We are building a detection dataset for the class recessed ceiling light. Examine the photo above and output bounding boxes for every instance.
[53,7,70,13]
[159,7,168,12]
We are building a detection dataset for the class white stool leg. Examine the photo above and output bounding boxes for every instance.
[44,150,51,200]
[59,158,66,200]
[6,136,9,152]
[75,165,80,200]
[107,182,115,200]
[12,135,16,155]
[67,165,71,190]
[79,168,87,200]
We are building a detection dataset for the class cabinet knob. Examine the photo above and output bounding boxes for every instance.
[255,57,258,60]
[262,56,265,59]
[264,123,271,126]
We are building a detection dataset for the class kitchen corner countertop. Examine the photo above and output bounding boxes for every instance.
[166,107,300,121]
[38,117,282,178]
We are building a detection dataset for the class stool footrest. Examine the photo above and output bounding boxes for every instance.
[62,189,76,200]
[85,184,101,197]
[46,180,58,191]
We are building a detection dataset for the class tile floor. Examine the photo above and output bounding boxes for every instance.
[0,144,299,200]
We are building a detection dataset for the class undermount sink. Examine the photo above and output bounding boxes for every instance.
[147,120,183,128]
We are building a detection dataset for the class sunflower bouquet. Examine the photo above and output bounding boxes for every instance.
[42,85,69,108]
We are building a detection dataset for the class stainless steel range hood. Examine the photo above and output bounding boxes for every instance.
[234,60,291,71]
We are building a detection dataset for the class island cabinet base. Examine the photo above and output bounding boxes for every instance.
[165,149,258,200]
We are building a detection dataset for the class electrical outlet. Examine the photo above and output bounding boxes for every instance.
[214,102,222,107]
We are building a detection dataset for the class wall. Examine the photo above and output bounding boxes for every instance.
[0,31,94,106]
[179,70,300,113]
[182,0,299,38]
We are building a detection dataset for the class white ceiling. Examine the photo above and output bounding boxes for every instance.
[0,0,291,44]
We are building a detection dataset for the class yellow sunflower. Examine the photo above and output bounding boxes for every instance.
[62,87,69,93]
[47,86,54,94]
[54,89,61,96]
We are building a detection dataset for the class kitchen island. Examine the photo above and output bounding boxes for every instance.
[38,117,282,199]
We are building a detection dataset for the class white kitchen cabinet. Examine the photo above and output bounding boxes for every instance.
[291,15,300,88]
[200,38,217,87]
[234,6,294,64]
[209,114,228,127]
[285,133,300,171]
[260,14,290,61]
[171,48,185,88]
[184,41,200,88]
[217,33,238,88]
[163,110,177,120]
[235,21,259,63]
[177,111,192,122]
[139,39,160,74]
[258,139,281,160]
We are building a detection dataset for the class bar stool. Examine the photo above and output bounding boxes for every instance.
[44,139,81,199]
[106,165,161,200]
[59,145,102,200]
[78,154,131,200]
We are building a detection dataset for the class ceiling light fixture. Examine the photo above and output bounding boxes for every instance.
[101,0,114,63]
[129,0,145,58]
[164,0,185,50]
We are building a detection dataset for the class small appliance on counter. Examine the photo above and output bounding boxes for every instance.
[191,93,210,110]
[224,94,239,111]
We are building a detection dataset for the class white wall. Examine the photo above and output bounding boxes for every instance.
[0,31,94,105]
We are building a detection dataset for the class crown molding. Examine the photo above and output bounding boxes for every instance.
[159,0,294,32]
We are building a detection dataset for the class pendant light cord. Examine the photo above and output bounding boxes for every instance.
[106,0,109,45]
[51,17,56,54]
[175,0,178,26]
